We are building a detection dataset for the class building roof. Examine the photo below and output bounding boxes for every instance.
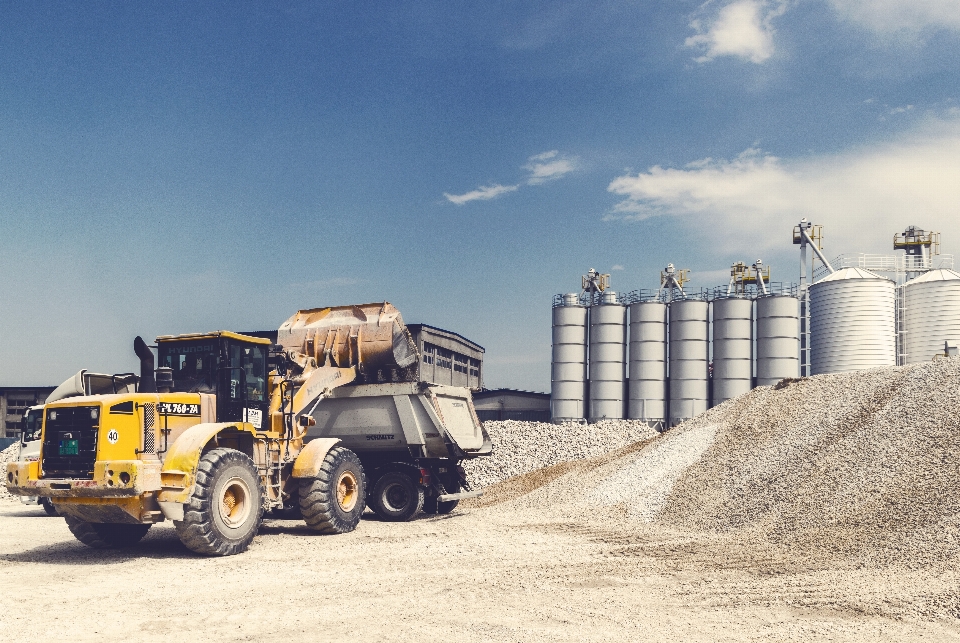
[406,324,484,352]
[814,267,887,283]
[473,388,548,400]
[904,268,960,285]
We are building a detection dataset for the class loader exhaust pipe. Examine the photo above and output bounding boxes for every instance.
[134,336,158,393]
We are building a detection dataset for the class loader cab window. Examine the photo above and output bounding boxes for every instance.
[225,341,267,403]
[21,408,42,443]
[159,340,219,394]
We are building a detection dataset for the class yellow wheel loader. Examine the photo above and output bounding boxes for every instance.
[5,302,488,556]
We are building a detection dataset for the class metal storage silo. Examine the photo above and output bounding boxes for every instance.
[589,291,626,421]
[551,294,587,421]
[902,268,960,364]
[810,267,896,374]
[628,301,667,428]
[711,297,752,407]
[756,295,800,386]
[669,299,708,426]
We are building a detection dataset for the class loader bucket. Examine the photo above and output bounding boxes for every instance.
[277,302,419,373]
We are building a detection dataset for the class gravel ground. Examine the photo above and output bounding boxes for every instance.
[463,419,659,489]
[2,502,958,641]
[5,360,960,635]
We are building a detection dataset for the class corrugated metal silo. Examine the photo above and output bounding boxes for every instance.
[628,301,666,428]
[711,297,753,407]
[669,299,708,426]
[589,291,626,421]
[902,268,960,363]
[810,267,896,374]
[756,295,800,386]
[550,294,587,421]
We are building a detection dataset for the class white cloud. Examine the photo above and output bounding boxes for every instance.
[523,150,578,185]
[685,0,786,64]
[890,105,915,115]
[445,150,577,204]
[444,183,519,205]
[612,264,625,271]
[606,117,960,255]
[826,0,960,34]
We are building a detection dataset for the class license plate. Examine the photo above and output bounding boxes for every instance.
[59,439,79,456]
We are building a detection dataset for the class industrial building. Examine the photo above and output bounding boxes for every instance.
[0,386,54,440]
[551,223,958,427]
[406,324,484,390]
[472,389,550,422]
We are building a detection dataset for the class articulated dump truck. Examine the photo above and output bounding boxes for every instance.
[5,302,491,556]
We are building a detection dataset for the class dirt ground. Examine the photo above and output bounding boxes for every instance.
[2,500,958,642]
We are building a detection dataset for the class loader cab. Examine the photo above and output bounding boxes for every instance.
[157,331,271,430]
[20,406,43,444]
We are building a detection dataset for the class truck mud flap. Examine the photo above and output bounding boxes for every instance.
[437,490,482,502]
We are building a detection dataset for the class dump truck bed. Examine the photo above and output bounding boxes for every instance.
[305,382,492,460]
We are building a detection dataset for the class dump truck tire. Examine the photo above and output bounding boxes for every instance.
[370,471,424,522]
[298,446,366,534]
[424,482,460,515]
[174,448,264,556]
[64,515,151,548]
[41,498,59,517]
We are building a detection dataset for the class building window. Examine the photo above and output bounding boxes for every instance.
[469,359,480,378]
[422,344,435,365]
[453,354,469,374]
[434,347,453,370]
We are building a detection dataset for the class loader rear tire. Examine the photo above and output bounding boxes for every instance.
[370,471,423,522]
[298,446,366,534]
[64,515,151,549]
[41,497,60,517]
[174,448,264,556]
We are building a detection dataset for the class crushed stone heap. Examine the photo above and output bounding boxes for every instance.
[655,357,960,563]
[1,443,21,504]
[463,419,659,489]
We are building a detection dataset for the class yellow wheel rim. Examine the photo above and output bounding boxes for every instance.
[336,471,359,512]
[219,477,252,528]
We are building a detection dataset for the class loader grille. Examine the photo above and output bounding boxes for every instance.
[41,406,100,480]
[142,403,156,453]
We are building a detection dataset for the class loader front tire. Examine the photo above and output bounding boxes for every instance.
[64,515,151,549]
[174,448,264,556]
[298,446,366,534]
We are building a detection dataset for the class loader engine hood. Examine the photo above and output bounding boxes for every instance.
[277,302,419,372]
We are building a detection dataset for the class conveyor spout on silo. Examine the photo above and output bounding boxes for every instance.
[277,302,419,373]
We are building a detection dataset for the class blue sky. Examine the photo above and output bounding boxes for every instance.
[2,1,959,390]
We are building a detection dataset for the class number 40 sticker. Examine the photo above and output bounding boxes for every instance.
[107,429,119,444]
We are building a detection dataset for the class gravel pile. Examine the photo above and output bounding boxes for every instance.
[463,419,659,489]
[587,422,717,521]
[652,357,960,564]
[1,442,21,504]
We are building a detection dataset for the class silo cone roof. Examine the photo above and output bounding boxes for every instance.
[813,267,886,284]
[903,268,960,285]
